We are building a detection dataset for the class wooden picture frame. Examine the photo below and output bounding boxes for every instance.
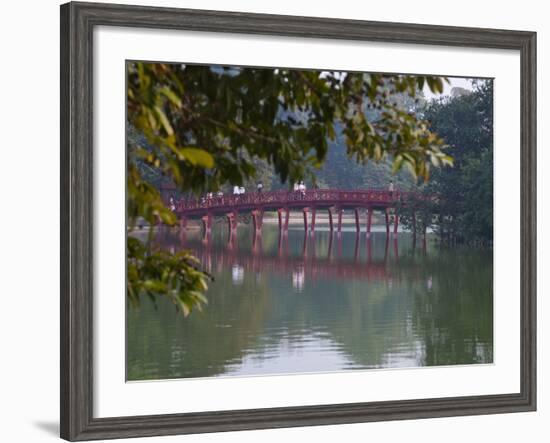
[60,1,536,440]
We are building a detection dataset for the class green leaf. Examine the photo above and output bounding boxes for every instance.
[434,78,444,94]
[154,106,174,136]
[181,148,215,168]
[392,154,404,173]
[373,143,382,161]
[430,153,441,167]
[441,155,454,166]
[159,87,182,107]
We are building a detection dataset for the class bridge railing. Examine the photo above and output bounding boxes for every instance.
[175,189,414,213]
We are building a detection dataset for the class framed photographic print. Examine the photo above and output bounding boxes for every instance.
[60,1,536,441]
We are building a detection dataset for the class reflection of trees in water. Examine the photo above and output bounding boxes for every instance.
[409,248,493,366]
[128,225,492,379]
[127,267,272,380]
[319,248,492,369]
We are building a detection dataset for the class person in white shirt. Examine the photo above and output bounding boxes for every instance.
[299,181,306,198]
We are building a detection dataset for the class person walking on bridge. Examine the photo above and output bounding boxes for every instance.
[233,185,241,203]
[389,180,395,199]
[299,181,306,199]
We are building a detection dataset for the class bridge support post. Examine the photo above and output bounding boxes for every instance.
[227,228,236,251]
[353,233,360,262]
[179,216,187,230]
[385,209,390,236]
[284,207,290,232]
[252,229,262,255]
[366,236,372,263]
[179,216,187,244]
[302,207,309,232]
[354,208,360,234]
[337,208,343,234]
[328,208,334,233]
[277,208,284,231]
[366,207,373,236]
[202,213,213,239]
[412,212,417,237]
[252,209,263,234]
[226,211,238,237]
[310,207,316,233]
[393,211,399,234]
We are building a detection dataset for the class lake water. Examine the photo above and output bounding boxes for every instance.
[127,221,493,381]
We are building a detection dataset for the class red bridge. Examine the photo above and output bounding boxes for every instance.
[171,189,418,237]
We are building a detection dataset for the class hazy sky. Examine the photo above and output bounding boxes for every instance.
[423,76,478,100]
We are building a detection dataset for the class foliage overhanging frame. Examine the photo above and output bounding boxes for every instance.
[60,1,536,440]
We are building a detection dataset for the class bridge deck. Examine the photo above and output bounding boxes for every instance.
[175,189,408,217]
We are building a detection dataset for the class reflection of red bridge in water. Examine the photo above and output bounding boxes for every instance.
[172,189,423,237]
[161,230,428,285]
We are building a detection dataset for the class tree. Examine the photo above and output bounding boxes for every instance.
[127,62,453,314]
[419,80,493,243]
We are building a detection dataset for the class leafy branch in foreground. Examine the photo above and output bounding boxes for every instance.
[127,237,211,316]
[126,62,453,314]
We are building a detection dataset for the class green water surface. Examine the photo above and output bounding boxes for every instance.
[127,223,493,381]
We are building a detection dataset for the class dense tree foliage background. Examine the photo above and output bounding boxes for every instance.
[399,81,493,243]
